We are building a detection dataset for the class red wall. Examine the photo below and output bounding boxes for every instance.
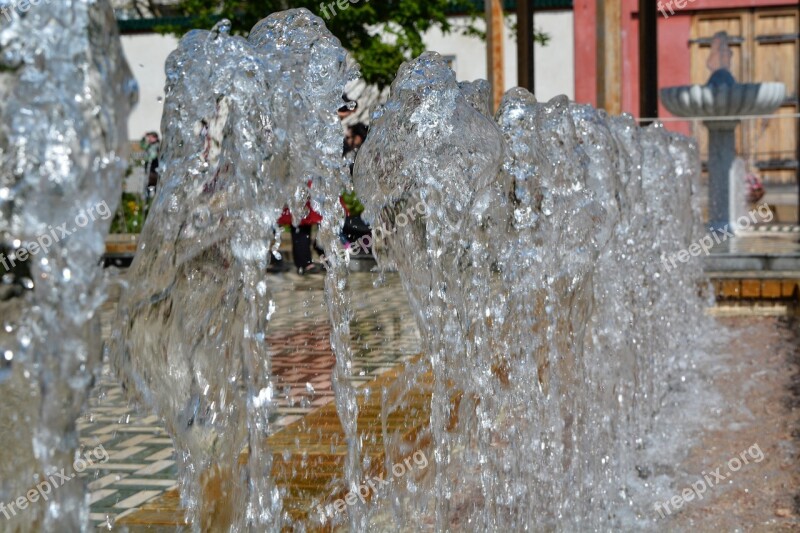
[574,0,798,133]
[573,0,598,105]
[572,0,597,106]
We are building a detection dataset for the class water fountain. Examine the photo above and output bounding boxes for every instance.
[352,51,709,530]
[0,5,719,532]
[0,1,137,530]
[660,31,785,231]
[112,10,363,530]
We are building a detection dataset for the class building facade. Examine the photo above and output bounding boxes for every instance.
[574,0,799,187]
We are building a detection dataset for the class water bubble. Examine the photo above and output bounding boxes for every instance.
[192,207,211,229]
[256,280,267,296]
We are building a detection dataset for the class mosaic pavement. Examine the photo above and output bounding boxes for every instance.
[78,271,421,529]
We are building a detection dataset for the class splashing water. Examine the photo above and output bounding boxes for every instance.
[112,9,359,531]
[353,52,710,530]
[0,2,724,530]
[0,1,136,530]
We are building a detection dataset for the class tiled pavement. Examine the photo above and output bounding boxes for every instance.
[78,270,421,529]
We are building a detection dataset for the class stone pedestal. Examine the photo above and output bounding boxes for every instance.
[705,120,739,231]
[729,157,748,230]
[660,64,784,231]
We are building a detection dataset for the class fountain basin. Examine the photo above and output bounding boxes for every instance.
[660,71,785,231]
[660,82,785,120]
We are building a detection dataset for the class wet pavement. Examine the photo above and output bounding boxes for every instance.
[76,269,800,530]
[79,271,421,528]
[667,317,800,532]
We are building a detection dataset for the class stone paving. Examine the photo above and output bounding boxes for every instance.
[78,271,420,529]
[76,230,800,528]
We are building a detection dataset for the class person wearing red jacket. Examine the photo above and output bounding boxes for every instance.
[277,196,325,275]
[271,95,360,275]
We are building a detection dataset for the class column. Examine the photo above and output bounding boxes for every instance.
[705,120,739,231]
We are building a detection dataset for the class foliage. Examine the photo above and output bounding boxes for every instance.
[110,193,147,234]
[506,15,551,46]
[341,190,365,217]
[162,1,547,88]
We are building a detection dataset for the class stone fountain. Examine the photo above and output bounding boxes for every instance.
[660,32,785,231]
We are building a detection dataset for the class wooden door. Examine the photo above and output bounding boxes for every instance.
[690,7,799,185]
[752,9,798,184]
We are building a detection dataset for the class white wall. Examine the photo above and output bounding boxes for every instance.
[121,33,180,140]
[422,11,575,101]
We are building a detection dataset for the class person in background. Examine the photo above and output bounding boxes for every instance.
[141,131,160,200]
[342,123,372,255]
[270,96,360,275]
[277,191,325,275]
[337,93,358,121]
[343,123,368,163]
[266,227,289,274]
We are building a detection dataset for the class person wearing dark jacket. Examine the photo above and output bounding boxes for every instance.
[342,123,372,254]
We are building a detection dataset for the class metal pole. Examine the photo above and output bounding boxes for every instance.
[639,0,658,123]
[517,0,535,93]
